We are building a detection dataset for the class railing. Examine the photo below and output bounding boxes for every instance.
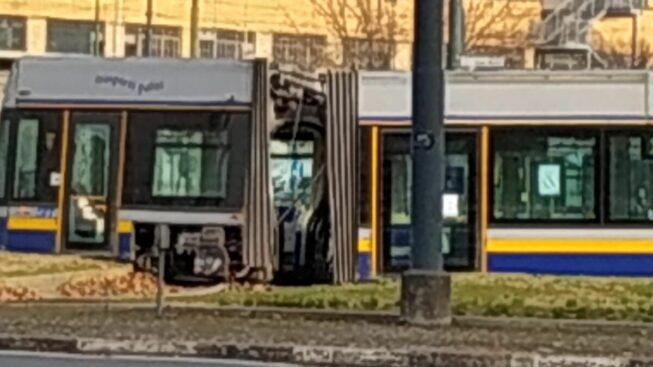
[532,0,644,47]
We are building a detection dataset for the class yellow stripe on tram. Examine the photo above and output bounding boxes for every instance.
[487,238,653,254]
[7,217,58,231]
[358,238,372,253]
[118,220,134,234]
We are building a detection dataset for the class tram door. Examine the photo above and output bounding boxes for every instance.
[62,113,121,252]
[381,131,478,271]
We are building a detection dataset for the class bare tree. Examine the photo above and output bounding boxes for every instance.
[593,32,653,69]
[462,0,539,67]
[308,0,407,70]
[464,0,539,50]
[308,0,538,69]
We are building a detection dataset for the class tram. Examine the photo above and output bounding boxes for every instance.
[0,56,358,284]
[6,57,651,281]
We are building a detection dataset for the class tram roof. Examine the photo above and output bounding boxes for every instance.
[2,56,254,109]
[359,70,653,124]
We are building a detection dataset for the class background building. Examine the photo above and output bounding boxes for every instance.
[0,0,415,70]
[0,0,651,72]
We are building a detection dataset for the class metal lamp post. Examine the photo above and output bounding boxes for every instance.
[400,0,451,325]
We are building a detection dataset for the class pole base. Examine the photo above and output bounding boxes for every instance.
[400,269,451,326]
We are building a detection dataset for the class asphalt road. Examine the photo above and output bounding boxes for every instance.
[0,351,301,367]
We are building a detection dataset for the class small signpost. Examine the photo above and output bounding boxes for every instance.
[156,224,170,318]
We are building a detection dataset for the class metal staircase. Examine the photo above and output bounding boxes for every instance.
[531,0,645,69]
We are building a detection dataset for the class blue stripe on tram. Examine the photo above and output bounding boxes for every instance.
[488,253,653,276]
[6,231,56,253]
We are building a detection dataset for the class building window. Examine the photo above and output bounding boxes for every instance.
[537,50,588,70]
[47,19,104,55]
[343,38,394,70]
[0,16,26,51]
[152,128,230,198]
[492,130,598,222]
[608,132,653,222]
[125,25,181,58]
[273,33,326,69]
[199,39,214,59]
[199,29,255,60]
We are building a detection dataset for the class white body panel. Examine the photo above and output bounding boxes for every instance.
[359,70,653,124]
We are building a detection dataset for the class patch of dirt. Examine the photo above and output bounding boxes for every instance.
[57,272,183,299]
[0,283,40,302]
[0,252,185,301]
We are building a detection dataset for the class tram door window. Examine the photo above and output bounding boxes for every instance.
[381,131,478,272]
[64,114,119,251]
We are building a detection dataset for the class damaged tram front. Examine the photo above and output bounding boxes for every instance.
[0,56,359,284]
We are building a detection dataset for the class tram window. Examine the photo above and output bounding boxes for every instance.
[10,112,61,202]
[13,118,39,199]
[382,133,412,226]
[0,120,9,199]
[608,133,653,221]
[123,111,249,208]
[152,128,229,198]
[492,130,598,222]
[389,154,412,225]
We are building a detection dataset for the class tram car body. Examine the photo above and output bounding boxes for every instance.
[0,56,358,284]
[358,70,653,278]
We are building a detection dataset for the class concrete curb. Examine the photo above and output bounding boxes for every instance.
[0,334,652,367]
[5,301,401,325]
[5,301,653,332]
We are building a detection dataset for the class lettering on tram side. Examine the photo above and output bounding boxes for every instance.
[138,81,165,95]
[35,207,57,218]
[9,206,57,218]
[94,75,165,95]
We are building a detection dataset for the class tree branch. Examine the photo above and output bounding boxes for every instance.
[309,0,403,69]
[465,0,537,50]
